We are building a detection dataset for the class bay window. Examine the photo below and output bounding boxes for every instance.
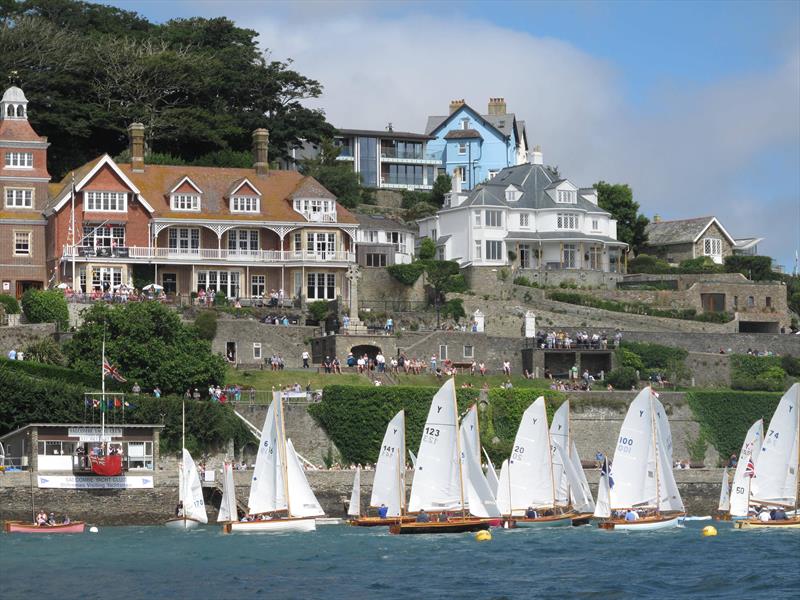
[485,240,503,261]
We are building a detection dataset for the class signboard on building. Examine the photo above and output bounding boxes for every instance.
[37,475,154,489]
[67,426,123,442]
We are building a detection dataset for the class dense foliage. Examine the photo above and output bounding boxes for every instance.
[0,364,249,454]
[0,356,102,388]
[627,254,674,275]
[723,255,775,281]
[616,348,644,372]
[21,289,69,330]
[595,181,649,254]
[1,0,333,177]
[65,302,226,395]
[729,354,786,392]
[193,310,218,341]
[605,367,638,390]
[677,256,723,274]
[308,385,565,465]
[23,337,66,365]
[299,139,374,208]
[686,390,782,462]
[620,341,688,371]
[386,262,425,285]
[0,293,20,314]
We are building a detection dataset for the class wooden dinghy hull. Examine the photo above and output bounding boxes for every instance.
[164,517,204,530]
[598,514,683,531]
[350,516,416,527]
[224,516,317,534]
[315,518,344,526]
[571,513,595,526]
[734,517,800,530]
[4,521,85,534]
[389,518,490,535]
[507,515,574,529]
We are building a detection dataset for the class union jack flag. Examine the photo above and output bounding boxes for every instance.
[601,457,615,489]
[745,457,756,478]
[102,360,127,383]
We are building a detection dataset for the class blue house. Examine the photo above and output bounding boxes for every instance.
[425,98,528,190]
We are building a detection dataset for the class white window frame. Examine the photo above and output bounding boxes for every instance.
[485,210,503,228]
[439,344,448,360]
[557,213,578,230]
[14,230,31,256]
[251,274,266,297]
[488,170,499,180]
[463,345,474,359]
[366,230,379,243]
[85,191,127,212]
[461,118,470,130]
[389,231,407,254]
[83,224,125,248]
[253,343,262,360]
[485,240,503,261]
[474,240,482,260]
[307,272,336,300]
[505,188,518,202]
[170,193,200,211]
[563,243,577,268]
[231,195,260,213]
[557,190,576,204]
[168,228,199,253]
[458,142,467,155]
[5,152,33,168]
[5,187,33,208]
[474,211,481,227]
[591,218,599,231]
[520,213,529,228]
[228,229,259,253]
[703,237,722,257]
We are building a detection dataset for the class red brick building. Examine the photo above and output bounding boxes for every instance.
[0,86,50,298]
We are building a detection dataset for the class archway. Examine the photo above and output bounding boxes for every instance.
[350,344,382,361]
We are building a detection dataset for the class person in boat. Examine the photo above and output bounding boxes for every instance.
[63,515,71,525]
[377,504,388,519]
[758,508,771,522]
[438,512,448,522]
[35,510,47,526]
[416,509,430,523]
[48,512,56,526]
[773,508,787,520]
[624,509,638,522]
[525,506,538,519]
[175,501,184,517]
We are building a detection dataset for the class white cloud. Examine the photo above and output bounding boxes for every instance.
[241,7,799,266]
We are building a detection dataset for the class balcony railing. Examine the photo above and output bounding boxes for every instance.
[301,211,337,223]
[63,246,355,263]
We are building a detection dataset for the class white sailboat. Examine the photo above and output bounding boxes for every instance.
[166,400,208,529]
[550,401,595,522]
[351,410,413,526]
[496,397,572,527]
[484,448,500,498]
[217,461,238,524]
[717,469,731,514]
[728,419,763,519]
[225,392,324,533]
[347,466,361,518]
[459,405,501,520]
[391,378,491,534]
[735,383,800,529]
[594,387,685,531]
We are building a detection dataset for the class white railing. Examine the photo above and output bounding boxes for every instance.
[301,211,337,223]
[62,246,355,263]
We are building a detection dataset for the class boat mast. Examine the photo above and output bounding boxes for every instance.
[101,333,106,445]
[544,397,558,509]
[649,388,661,515]
[181,398,186,524]
[277,393,292,516]
[452,379,467,519]
[566,400,573,509]
[399,410,406,515]
[473,404,482,465]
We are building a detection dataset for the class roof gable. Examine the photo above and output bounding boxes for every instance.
[169,176,203,195]
[228,178,261,197]
[645,216,734,246]
[428,103,508,140]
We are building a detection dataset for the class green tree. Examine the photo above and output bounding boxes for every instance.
[21,289,69,330]
[418,238,436,260]
[65,302,226,394]
[24,337,66,366]
[430,173,452,206]
[299,139,373,208]
[595,181,649,254]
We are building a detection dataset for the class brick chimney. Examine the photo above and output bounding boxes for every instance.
[252,128,269,175]
[653,214,661,223]
[487,97,507,116]
[449,99,465,114]
[127,123,145,173]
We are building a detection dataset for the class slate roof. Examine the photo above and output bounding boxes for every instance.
[353,212,416,233]
[443,129,483,140]
[336,128,433,141]
[644,217,732,246]
[447,163,610,214]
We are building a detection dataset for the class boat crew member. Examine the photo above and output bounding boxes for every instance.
[758,509,771,522]
[438,512,448,522]
[773,508,787,520]
[377,504,388,519]
[176,501,184,517]
[63,515,71,525]
[624,509,638,522]
[416,509,430,523]
[48,513,56,526]
[525,506,538,519]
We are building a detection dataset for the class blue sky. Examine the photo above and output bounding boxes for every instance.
[105,0,799,269]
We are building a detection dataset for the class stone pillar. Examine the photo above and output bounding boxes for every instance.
[473,309,484,332]
[524,311,536,338]
[344,265,366,334]
[29,426,38,472]
[252,128,270,176]
[152,428,160,472]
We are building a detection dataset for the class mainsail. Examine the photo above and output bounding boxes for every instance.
[750,384,800,508]
[181,448,208,524]
[370,410,406,516]
[408,379,463,512]
[348,466,361,517]
[729,419,763,517]
[484,448,500,498]
[609,388,654,509]
[549,401,570,506]
[653,397,684,512]
[285,438,325,518]
[718,469,731,513]
[459,406,500,518]
[593,458,612,519]
[247,397,286,515]
[218,462,238,523]
[569,441,595,513]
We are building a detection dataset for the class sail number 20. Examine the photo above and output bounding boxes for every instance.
[617,436,634,454]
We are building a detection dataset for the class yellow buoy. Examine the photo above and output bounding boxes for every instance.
[702,525,717,537]
[475,530,492,542]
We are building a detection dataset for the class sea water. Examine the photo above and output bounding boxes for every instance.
[1,521,797,599]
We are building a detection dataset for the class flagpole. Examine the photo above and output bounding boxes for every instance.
[101,332,106,446]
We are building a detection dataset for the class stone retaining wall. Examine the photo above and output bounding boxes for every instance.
[212,319,317,368]
[0,323,56,354]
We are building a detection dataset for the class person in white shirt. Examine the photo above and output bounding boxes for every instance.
[301,350,310,369]
[758,509,771,522]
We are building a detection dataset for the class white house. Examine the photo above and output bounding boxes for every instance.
[417,154,626,272]
[354,212,416,266]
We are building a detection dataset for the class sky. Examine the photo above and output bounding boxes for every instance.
[104,0,800,269]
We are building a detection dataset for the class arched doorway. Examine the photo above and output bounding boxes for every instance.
[350,344,381,361]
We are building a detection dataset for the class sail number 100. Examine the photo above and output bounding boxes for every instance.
[617,436,634,454]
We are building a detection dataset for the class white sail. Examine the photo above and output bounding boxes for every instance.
[370,410,405,516]
[593,458,612,519]
[751,384,800,507]
[285,438,325,518]
[729,419,763,517]
[718,469,731,512]
[181,448,208,524]
[569,441,595,513]
[459,410,501,517]
[408,379,463,512]
[218,462,238,523]
[497,459,511,515]
[483,448,500,498]
[347,467,361,517]
[654,397,684,512]
[501,397,555,514]
[609,388,655,509]
[549,401,570,506]
[408,449,417,469]
[247,396,287,515]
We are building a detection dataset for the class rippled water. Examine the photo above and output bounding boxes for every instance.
[2,521,797,599]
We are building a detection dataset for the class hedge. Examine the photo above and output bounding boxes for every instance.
[307,385,565,466]
[730,354,786,391]
[21,289,69,330]
[620,341,688,371]
[0,357,104,389]
[686,390,782,462]
[0,365,249,455]
[0,293,20,314]
[386,263,425,285]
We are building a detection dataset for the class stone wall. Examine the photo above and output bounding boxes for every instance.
[0,322,56,354]
[622,331,799,356]
[212,318,318,368]
[685,352,731,387]
[463,265,622,294]
[358,267,426,307]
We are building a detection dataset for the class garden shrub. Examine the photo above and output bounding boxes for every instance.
[0,294,20,314]
[723,255,775,281]
[627,254,674,274]
[779,355,800,377]
[616,348,644,372]
[24,337,66,366]
[620,341,688,371]
[21,289,69,329]
[194,310,218,341]
[440,298,466,322]
[513,276,538,288]
[730,355,786,391]
[606,366,639,390]
[387,262,425,285]
[678,256,724,274]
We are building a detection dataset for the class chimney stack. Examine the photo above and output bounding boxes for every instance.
[487,97,507,116]
[127,123,145,173]
[449,99,465,114]
[530,144,543,165]
[252,128,270,176]
[653,214,661,223]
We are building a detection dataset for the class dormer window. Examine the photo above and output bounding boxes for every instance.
[505,185,519,202]
[85,191,127,212]
[557,190,577,204]
[231,195,259,213]
[293,198,335,222]
[171,194,200,211]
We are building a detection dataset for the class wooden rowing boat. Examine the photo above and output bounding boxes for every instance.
[733,517,800,530]
[598,514,683,531]
[350,515,415,527]
[5,521,85,534]
[389,517,489,535]
[507,513,574,528]
[224,516,317,533]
